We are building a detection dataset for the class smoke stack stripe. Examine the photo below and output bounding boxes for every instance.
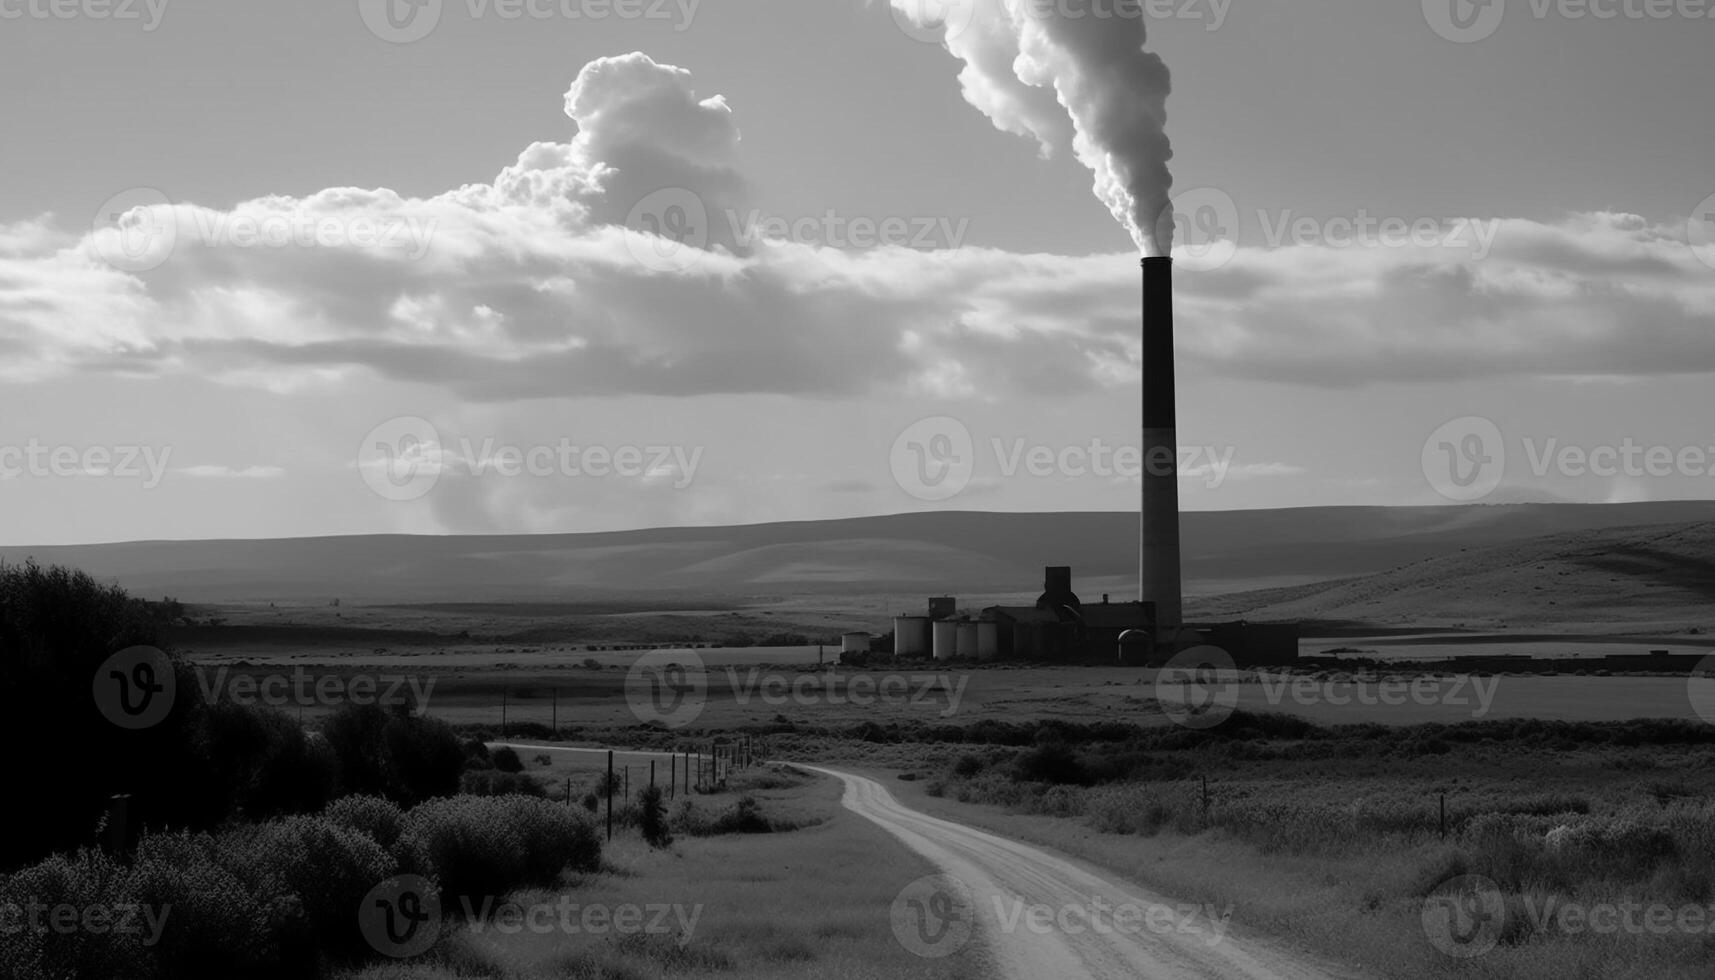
[1141,256,1182,636]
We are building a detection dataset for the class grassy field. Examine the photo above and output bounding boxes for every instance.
[846,717,1715,980]
[337,766,986,980]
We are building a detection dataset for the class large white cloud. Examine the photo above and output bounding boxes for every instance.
[0,53,1712,400]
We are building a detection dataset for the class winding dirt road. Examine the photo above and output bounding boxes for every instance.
[803,765,1368,980]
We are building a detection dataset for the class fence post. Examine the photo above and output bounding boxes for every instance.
[565,776,572,810]
[606,750,614,841]
[104,794,132,855]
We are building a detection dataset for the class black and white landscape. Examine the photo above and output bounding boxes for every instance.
[3,2,1714,978]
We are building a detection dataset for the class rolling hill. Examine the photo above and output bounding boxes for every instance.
[1187,518,1715,631]
[5,501,1715,606]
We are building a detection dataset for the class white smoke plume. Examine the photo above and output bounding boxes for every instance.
[892,0,1174,254]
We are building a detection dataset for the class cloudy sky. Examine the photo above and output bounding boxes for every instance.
[2,0,1713,545]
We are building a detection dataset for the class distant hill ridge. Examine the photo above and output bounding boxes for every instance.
[1189,518,1715,630]
[5,501,1715,605]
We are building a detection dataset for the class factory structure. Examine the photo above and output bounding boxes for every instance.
[865,258,1298,668]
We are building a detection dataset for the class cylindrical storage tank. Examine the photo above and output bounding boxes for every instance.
[956,621,979,659]
[841,632,870,655]
[932,620,959,661]
[976,620,1000,662]
[894,616,931,658]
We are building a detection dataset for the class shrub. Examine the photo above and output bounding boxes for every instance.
[490,745,525,774]
[194,703,338,819]
[0,561,214,869]
[129,831,307,978]
[320,703,464,806]
[405,796,600,905]
[460,770,547,798]
[222,815,398,963]
[1012,742,1090,786]
[324,795,407,850]
[637,785,673,848]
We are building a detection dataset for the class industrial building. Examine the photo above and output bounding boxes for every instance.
[870,257,1299,668]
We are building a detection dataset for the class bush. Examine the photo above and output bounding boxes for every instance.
[0,561,215,870]
[319,703,464,805]
[194,703,338,819]
[405,795,600,906]
[637,785,672,848]
[1012,742,1091,786]
[221,815,398,963]
[460,770,547,798]
[490,745,525,774]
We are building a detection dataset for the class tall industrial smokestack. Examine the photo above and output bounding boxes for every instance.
[1141,256,1182,638]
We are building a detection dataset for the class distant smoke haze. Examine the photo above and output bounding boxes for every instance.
[894,0,1174,254]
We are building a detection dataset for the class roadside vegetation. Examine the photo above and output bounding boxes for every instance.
[877,711,1715,980]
